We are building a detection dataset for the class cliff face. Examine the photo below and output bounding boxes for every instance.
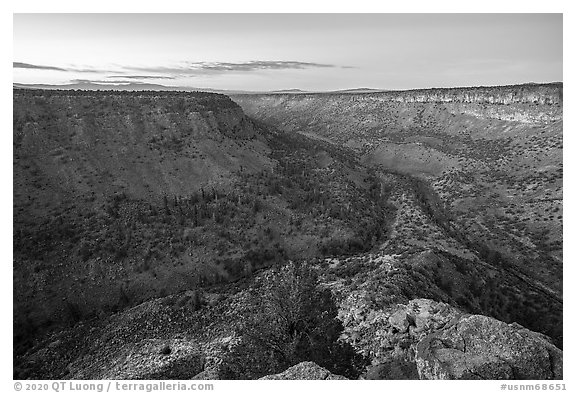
[13,90,271,206]
[14,90,255,141]
[362,83,562,105]
[233,83,562,127]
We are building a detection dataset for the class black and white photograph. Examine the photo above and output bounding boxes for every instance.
[9,8,567,387]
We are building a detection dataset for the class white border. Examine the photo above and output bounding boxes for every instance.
[3,2,572,392]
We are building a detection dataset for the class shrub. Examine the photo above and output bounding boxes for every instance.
[160,345,172,355]
[240,261,367,378]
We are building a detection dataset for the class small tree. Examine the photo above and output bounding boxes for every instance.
[240,261,367,378]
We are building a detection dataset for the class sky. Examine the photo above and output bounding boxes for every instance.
[13,13,563,91]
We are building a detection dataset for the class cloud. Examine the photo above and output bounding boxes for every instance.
[15,60,354,80]
[70,79,143,85]
[192,60,339,71]
[13,62,68,71]
[107,75,176,80]
[14,61,117,73]
[127,60,348,75]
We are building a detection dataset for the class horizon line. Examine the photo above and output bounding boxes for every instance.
[12,81,563,95]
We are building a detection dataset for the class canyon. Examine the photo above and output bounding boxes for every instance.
[14,83,563,380]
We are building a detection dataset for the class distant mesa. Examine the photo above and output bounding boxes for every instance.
[329,87,389,93]
[12,82,385,95]
[14,82,562,98]
[267,88,309,94]
[12,82,255,95]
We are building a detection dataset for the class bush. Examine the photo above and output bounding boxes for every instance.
[240,261,367,378]
[160,345,172,355]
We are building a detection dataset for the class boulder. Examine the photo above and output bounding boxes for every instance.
[388,309,410,333]
[192,368,221,380]
[363,357,419,379]
[259,362,347,380]
[415,315,563,380]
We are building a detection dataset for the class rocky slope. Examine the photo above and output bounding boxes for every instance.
[15,261,562,380]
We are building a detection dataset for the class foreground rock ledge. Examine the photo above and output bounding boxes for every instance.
[415,314,563,380]
[259,362,347,380]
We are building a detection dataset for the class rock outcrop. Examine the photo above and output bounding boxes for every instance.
[336,297,563,380]
[338,297,462,365]
[415,315,563,380]
[259,362,347,380]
